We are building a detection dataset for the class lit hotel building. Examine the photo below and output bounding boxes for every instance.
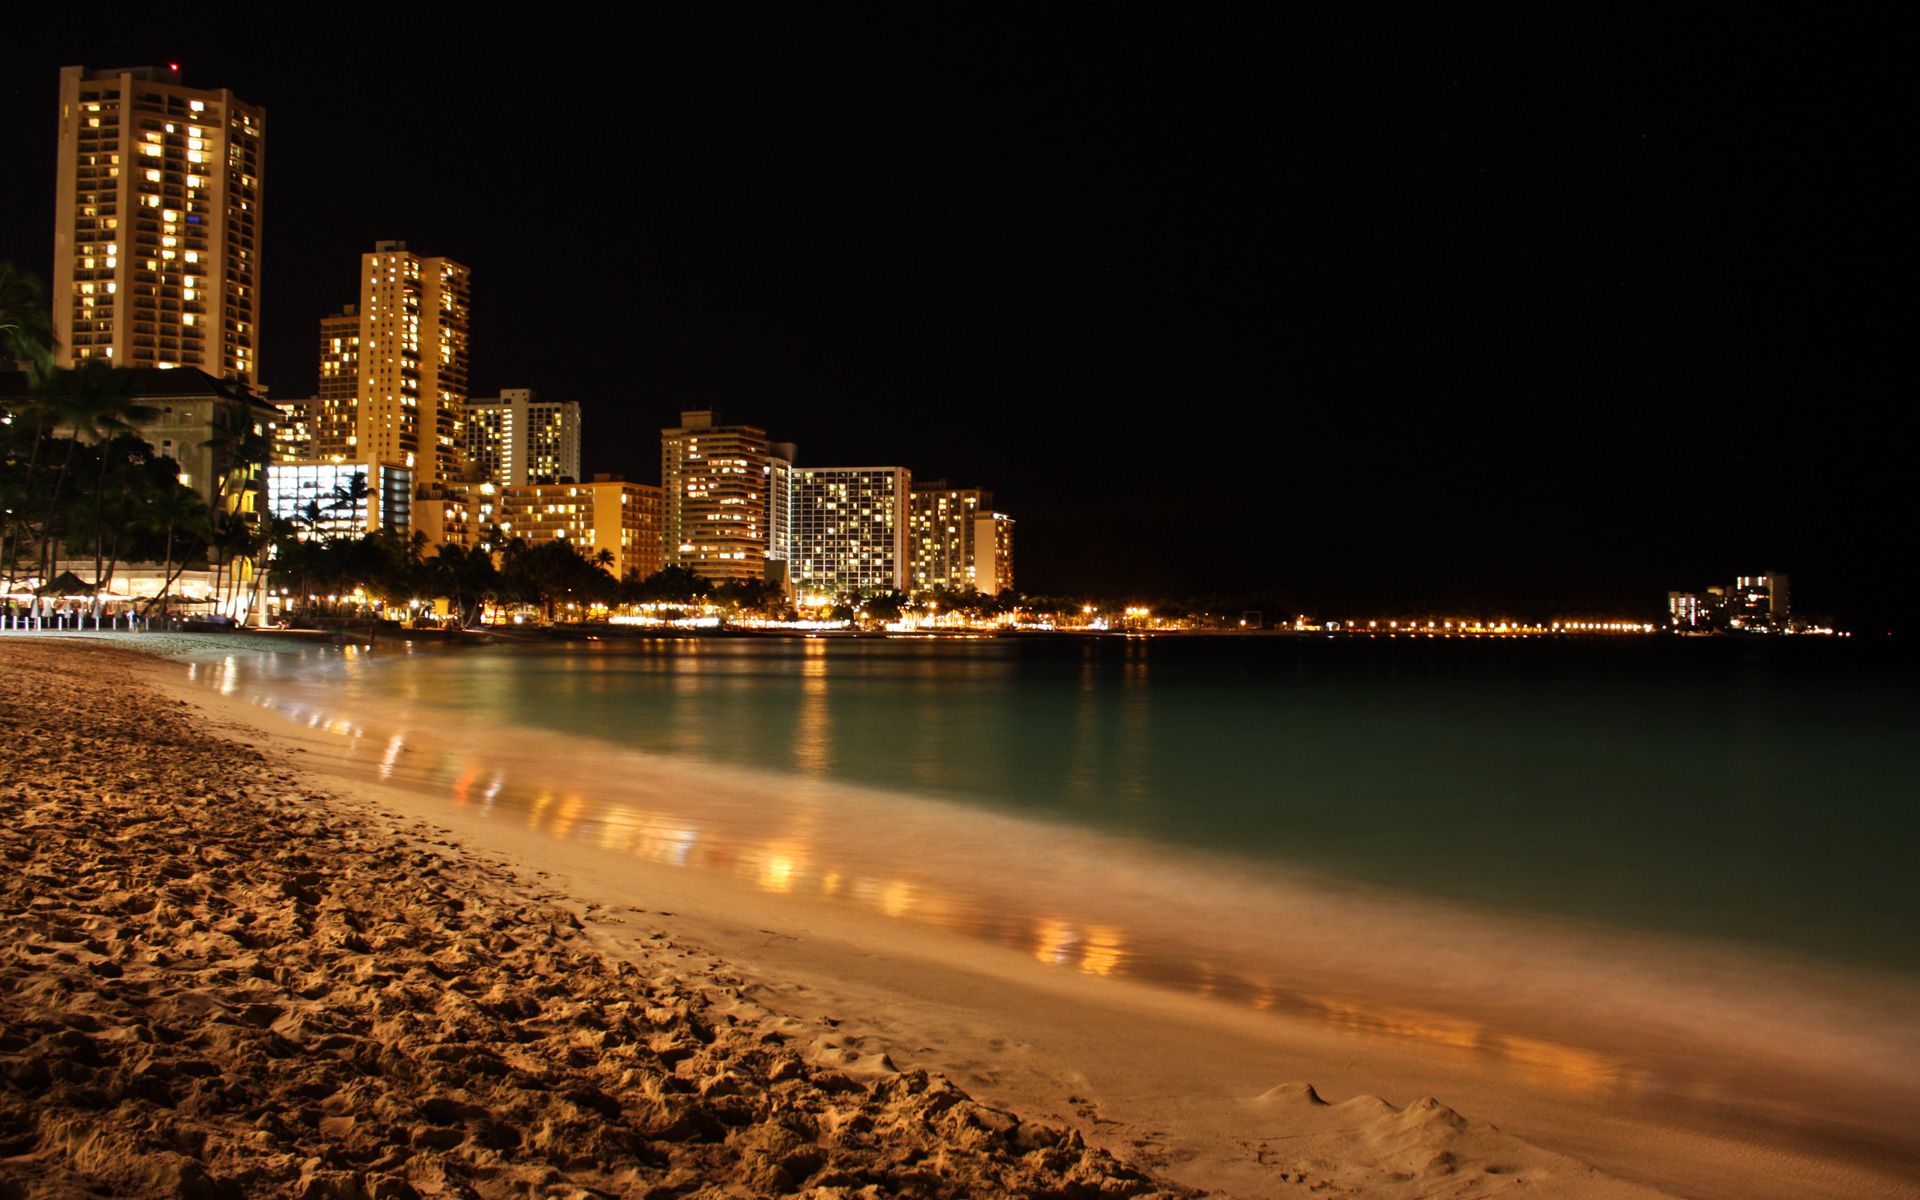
[311,304,360,460]
[974,510,1015,595]
[1667,571,1793,633]
[496,478,664,580]
[790,466,911,595]
[413,484,492,553]
[271,396,317,463]
[766,440,797,567]
[52,65,264,384]
[909,484,1019,594]
[661,410,773,584]
[1735,572,1790,622]
[465,389,583,487]
[351,242,470,489]
[266,460,413,539]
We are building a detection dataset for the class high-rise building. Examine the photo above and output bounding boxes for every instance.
[52,65,265,385]
[312,304,359,460]
[909,484,1015,596]
[790,466,911,596]
[1735,572,1791,621]
[766,441,797,568]
[909,484,990,592]
[271,395,317,463]
[974,510,1015,596]
[660,410,773,583]
[352,241,470,489]
[496,477,664,580]
[1668,592,1703,630]
[465,389,583,487]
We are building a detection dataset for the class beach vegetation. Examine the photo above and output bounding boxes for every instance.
[498,537,617,623]
[430,543,501,629]
[628,565,711,605]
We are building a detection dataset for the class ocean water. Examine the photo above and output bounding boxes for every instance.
[241,633,1918,975]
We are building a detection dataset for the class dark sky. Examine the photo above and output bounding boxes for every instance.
[5,11,1909,627]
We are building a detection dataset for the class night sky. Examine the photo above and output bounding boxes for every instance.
[5,11,1908,628]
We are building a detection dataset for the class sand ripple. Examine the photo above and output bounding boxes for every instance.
[0,641,1178,1199]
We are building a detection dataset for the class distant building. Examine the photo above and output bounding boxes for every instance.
[496,477,663,580]
[766,440,797,572]
[909,484,1016,596]
[52,65,265,385]
[350,241,471,489]
[790,466,911,596]
[909,484,986,592]
[266,459,413,539]
[413,483,490,552]
[1734,573,1790,623]
[1668,591,1703,630]
[311,304,359,460]
[1667,571,1794,633]
[464,389,583,487]
[974,510,1015,596]
[660,410,774,584]
[271,395,316,463]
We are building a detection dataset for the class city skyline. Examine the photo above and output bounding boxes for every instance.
[4,14,1903,629]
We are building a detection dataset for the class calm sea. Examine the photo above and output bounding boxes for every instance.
[263,633,1917,974]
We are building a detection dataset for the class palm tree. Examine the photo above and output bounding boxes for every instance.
[33,363,146,581]
[236,514,290,626]
[198,398,271,613]
[139,482,211,621]
[70,435,162,593]
[0,263,56,593]
[430,543,499,629]
[0,263,54,384]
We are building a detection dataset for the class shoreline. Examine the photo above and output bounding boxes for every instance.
[0,638,1171,1199]
[6,636,1917,1197]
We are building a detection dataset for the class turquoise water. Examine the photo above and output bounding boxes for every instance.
[294,634,1917,973]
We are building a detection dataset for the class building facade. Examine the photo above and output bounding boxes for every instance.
[18,367,276,518]
[660,410,773,584]
[789,466,911,596]
[266,459,413,539]
[312,304,359,460]
[496,477,663,580]
[413,484,489,552]
[464,389,583,487]
[973,510,1015,596]
[909,485,990,592]
[1667,572,1793,633]
[1734,573,1790,622]
[766,441,796,568]
[908,485,1014,595]
[351,241,470,489]
[53,65,265,385]
[271,395,317,463]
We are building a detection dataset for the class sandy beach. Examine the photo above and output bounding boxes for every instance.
[4,636,1916,1198]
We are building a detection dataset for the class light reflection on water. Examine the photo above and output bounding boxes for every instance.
[222,653,1647,1102]
[187,636,1920,1145]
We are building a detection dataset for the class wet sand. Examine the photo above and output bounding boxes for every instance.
[5,635,1917,1197]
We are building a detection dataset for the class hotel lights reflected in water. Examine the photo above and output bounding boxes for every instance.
[211,646,1642,1103]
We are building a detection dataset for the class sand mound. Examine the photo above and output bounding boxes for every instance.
[1237,1081,1669,1198]
[0,642,1182,1199]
